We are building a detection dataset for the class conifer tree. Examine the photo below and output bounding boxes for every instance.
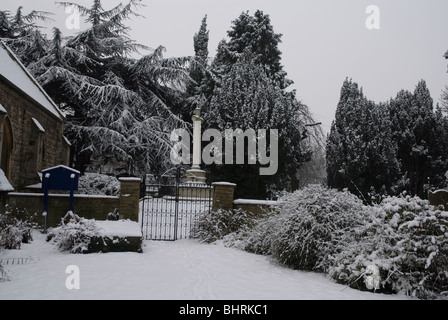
[196,11,320,198]
[0,7,52,65]
[389,80,447,197]
[2,2,193,176]
[442,50,448,112]
[193,15,209,65]
[327,79,400,200]
[204,53,311,199]
[186,15,210,116]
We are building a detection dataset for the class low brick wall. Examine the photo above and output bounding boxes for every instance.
[234,199,277,217]
[7,193,120,228]
[6,178,141,228]
[428,189,448,210]
[211,182,278,217]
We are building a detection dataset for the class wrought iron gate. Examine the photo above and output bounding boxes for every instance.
[141,170,212,241]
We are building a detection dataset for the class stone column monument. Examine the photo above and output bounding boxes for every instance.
[185,108,207,184]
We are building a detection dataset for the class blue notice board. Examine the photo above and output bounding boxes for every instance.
[42,165,80,232]
[42,165,80,191]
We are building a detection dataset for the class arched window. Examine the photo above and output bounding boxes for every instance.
[1,117,13,178]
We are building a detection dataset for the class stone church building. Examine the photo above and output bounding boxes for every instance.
[0,42,70,190]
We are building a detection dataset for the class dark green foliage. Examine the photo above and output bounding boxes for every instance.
[327,79,448,200]
[326,79,400,200]
[190,10,321,199]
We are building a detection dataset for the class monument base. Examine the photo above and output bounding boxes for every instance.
[185,169,207,184]
[180,169,210,199]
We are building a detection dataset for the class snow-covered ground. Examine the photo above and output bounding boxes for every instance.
[0,230,409,300]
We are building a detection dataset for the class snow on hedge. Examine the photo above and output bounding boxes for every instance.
[328,194,448,299]
[77,173,120,196]
[201,185,448,299]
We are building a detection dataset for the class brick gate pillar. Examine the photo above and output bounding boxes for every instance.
[212,182,237,212]
[119,177,141,222]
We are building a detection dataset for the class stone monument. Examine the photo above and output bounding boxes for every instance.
[179,108,211,199]
[185,108,207,184]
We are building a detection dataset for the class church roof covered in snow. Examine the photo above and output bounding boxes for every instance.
[0,42,65,121]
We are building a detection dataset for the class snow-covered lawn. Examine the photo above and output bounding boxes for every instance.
[0,231,409,300]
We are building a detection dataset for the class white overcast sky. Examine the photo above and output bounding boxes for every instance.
[2,0,448,133]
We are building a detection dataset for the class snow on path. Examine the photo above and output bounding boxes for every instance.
[0,232,408,300]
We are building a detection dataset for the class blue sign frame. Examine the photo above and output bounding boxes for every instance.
[42,165,80,232]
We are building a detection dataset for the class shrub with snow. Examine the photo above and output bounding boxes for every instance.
[78,173,120,196]
[47,212,100,254]
[0,255,8,282]
[267,185,368,271]
[0,210,33,250]
[0,208,35,282]
[219,186,448,299]
[327,194,448,299]
[224,185,370,272]
[224,212,277,255]
[195,208,260,244]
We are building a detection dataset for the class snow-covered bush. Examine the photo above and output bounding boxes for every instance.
[0,208,34,281]
[195,208,260,244]
[225,185,370,272]
[0,210,33,250]
[78,173,120,196]
[0,244,7,282]
[0,263,7,282]
[224,212,277,255]
[268,185,369,271]
[47,212,100,254]
[327,194,448,299]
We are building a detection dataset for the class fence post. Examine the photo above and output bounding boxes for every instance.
[119,177,141,222]
[212,182,237,212]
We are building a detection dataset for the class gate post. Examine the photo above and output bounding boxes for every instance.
[119,177,141,222]
[212,182,236,212]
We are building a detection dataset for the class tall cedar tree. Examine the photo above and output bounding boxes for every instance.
[0,6,52,65]
[1,2,193,175]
